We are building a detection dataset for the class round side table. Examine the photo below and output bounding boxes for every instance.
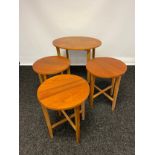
[52,36,102,82]
[32,56,70,83]
[86,57,127,111]
[37,74,90,143]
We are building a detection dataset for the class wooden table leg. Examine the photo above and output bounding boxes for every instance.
[90,74,95,108]
[112,76,121,111]
[41,105,53,138]
[67,67,71,74]
[43,75,47,81]
[81,102,85,120]
[110,78,116,96]
[66,49,69,59]
[87,49,91,83]
[92,48,95,59]
[74,106,80,143]
[56,47,61,56]
[38,74,43,83]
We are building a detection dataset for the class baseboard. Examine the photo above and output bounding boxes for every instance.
[20,57,135,66]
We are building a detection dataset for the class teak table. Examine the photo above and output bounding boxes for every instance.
[86,57,127,111]
[37,74,90,143]
[53,36,102,82]
[32,56,70,83]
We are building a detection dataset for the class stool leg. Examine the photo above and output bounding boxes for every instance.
[110,78,116,96]
[56,47,61,56]
[41,105,53,138]
[67,67,71,74]
[81,102,85,120]
[43,75,47,81]
[90,74,95,108]
[87,49,91,83]
[112,76,121,111]
[66,49,69,59]
[38,74,43,84]
[92,48,95,59]
[74,106,80,143]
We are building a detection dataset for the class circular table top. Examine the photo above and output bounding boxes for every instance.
[86,57,127,78]
[32,56,70,75]
[37,74,90,110]
[53,36,102,50]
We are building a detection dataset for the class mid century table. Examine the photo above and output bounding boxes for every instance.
[86,57,127,111]
[53,36,102,82]
[37,74,90,143]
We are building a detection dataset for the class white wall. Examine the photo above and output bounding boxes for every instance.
[20,0,134,65]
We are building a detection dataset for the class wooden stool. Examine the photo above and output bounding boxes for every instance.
[32,56,70,83]
[86,57,127,111]
[37,74,90,143]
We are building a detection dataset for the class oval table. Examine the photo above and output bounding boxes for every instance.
[37,74,90,143]
[86,57,127,111]
[52,36,102,82]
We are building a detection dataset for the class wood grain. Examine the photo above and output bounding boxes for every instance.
[53,36,102,50]
[37,74,90,110]
[32,56,70,75]
[86,57,127,78]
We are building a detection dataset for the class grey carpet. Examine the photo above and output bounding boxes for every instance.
[19,66,135,155]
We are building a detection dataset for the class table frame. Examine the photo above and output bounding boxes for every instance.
[89,74,122,111]
[41,103,85,143]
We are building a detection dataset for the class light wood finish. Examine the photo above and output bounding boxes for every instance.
[112,76,121,111]
[66,49,69,59]
[90,75,95,108]
[33,56,70,75]
[56,47,61,56]
[41,105,53,138]
[81,102,85,120]
[92,48,95,59]
[37,74,89,110]
[53,36,102,50]
[87,49,91,82]
[110,78,116,96]
[37,74,89,143]
[38,74,43,83]
[74,106,80,143]
[86,57,127,78]
[86,57,127,111]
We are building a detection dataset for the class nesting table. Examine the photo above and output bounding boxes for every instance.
[86,57,127,111]
[53,36,102,81]
[37,74,90,143]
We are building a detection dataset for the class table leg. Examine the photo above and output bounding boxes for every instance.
[66,49,69,59]
[67,67,71,74]
[87,49,91,83]
[41,105,53,138]
[112,76,121,111]
[38,74,43,84]
[56,47,61,56]
[81,102,85,120]
[90,74,95,108]
[92,48,95,59]
[110,78,116,96]
[74,106,80,143]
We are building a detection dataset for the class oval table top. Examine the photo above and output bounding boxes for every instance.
[86,57,127,78]
[37,74,90,110]
[53,36,102,50]
[32,56,70,75]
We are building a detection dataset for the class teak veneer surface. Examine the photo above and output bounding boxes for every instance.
[53,36,102,50]
[32,56,70,75]
[37,74,90,110]
[86,57,127,78]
